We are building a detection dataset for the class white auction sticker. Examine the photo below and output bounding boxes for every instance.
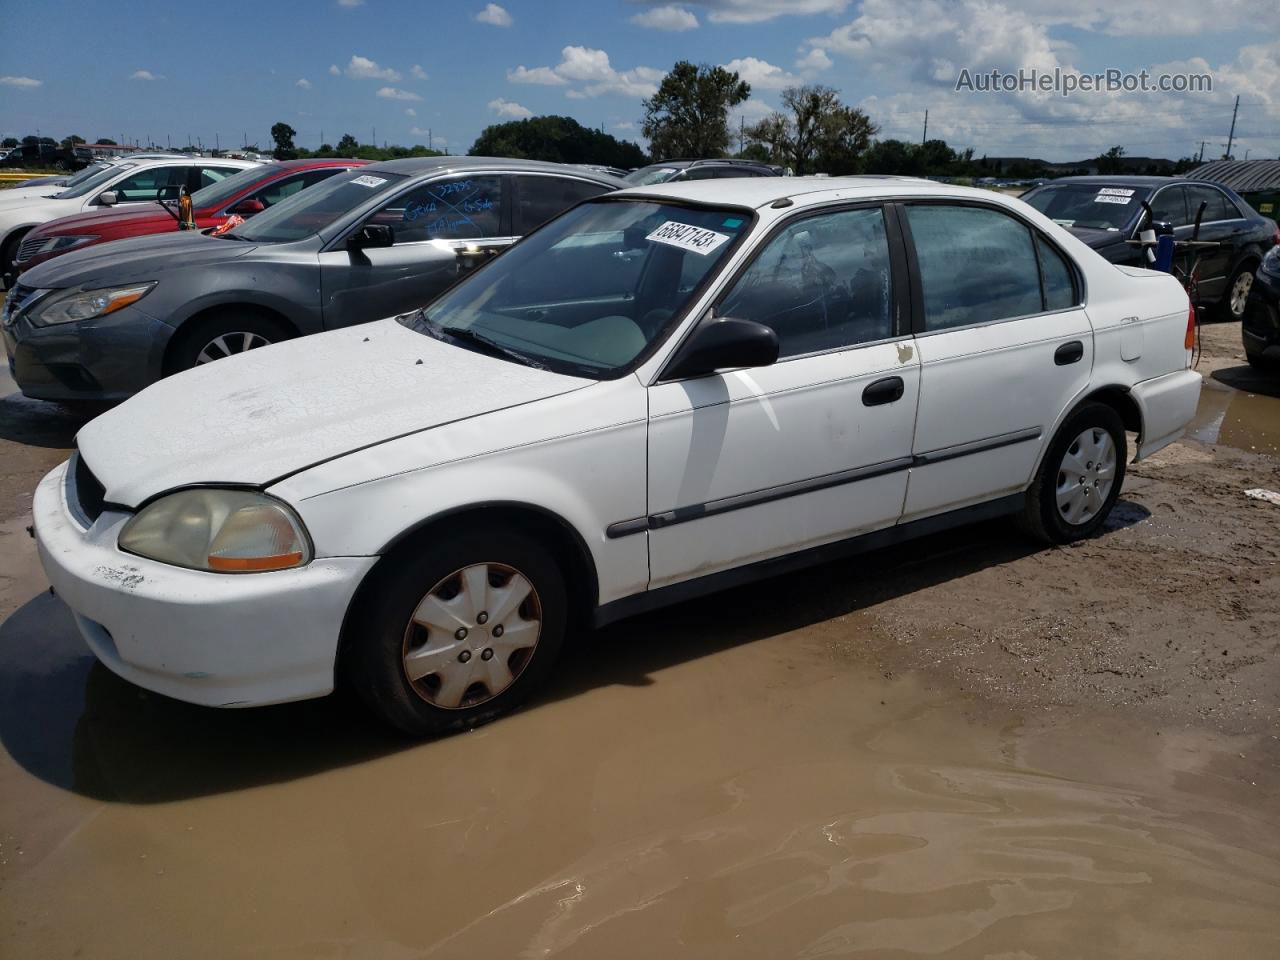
[1097,188,1135,197]
[351,175,388,188]
[1094,194,1132,204]
[645,221,732,256]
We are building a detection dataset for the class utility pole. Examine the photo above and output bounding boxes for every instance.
[739,116,745,154]
[1224,95,1239,159]
[1197,140,1207,163]
[428,129,432,151]
[371,126,376,147]
[921,109,928,145]
[215,132,220,153]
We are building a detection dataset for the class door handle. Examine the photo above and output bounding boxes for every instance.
[862,376,905,407]
[1054,340,1084,365]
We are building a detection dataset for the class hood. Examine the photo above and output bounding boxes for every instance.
[18,231,258,290]
[1067,226,1129,251]
[28,205,174,239]
[0,186,65,204]
[75,319,590,507]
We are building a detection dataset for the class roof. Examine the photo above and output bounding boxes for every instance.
[361,155,627,185]
[271,157,368,170]
[1038,175,1188,187]
[1189,159,1280,192]
[617,174,940,209]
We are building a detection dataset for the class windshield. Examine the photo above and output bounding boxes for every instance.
[623,165,681,186]
[58,162,109,188]
[190,164,282,210]
[56,162,137,200]
[402,199,752,377]
[1022,183,1152,231]
[229,169,407,242]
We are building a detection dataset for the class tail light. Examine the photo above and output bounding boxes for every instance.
[1185,301,1196,353]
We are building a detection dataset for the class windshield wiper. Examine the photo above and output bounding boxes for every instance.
[440,324,543,369]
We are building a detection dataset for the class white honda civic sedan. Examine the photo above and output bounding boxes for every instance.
[32,177,1201,734]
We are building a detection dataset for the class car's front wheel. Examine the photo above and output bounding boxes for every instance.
[167,310,291,374]
[1020,403,1127,544]
[347,526,568,736]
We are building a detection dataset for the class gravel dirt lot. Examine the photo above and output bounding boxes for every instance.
[0,319,1277,957]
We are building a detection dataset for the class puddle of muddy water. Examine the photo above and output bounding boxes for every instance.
[1,562,1278,958]
[1190,379,1280,456]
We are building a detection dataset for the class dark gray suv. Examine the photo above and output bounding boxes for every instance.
[3,157,625,403]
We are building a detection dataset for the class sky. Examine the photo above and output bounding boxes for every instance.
[0,0,1276,162]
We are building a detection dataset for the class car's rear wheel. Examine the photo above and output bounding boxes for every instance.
[167,310,291,374]
[1245,346,1277,373]
[0,229,29,288]
[1217,263,1257,322]
[347,526,568,736]
[1019,403,1127,544]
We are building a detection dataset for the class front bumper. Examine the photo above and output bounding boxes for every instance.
[1242,269,1280,358]
[33,460,377,707]
[3,299,175,402]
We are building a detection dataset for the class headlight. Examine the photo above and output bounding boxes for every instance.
[27,282,155,327]
[24,234,97,259]
[118,489,311,573]
[1263,245,1280,278]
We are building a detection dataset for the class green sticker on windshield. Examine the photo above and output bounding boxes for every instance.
[722,217,744,228]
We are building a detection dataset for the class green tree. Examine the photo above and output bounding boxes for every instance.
[271,121,298,160]
[96,137,117,145]
[747,86,877,175]
[61,134,86,147]
[863,139,921,176]
[336,133,360,155]
[469,115,646,167]
[1096,145,1126,174]
[315,142,334,156]
[641,61,749,160]
[1,137,18,148]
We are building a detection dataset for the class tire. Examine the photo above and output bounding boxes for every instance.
[1019,403,1127,544]
[1246,348,1277,374]
[0,230,28,288]
[1216,262,1257,322]
[166,309,291,374]
[346,525,569,736]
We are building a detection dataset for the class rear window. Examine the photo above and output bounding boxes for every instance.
[1022,183,1151,231]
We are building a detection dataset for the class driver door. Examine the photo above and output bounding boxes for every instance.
[645,205,919,589]
[319,174,512,329]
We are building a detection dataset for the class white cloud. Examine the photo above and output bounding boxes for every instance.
[410,64,427,80]
[377,87,422,101]
[635,0,849,24]
[337,0,364,6]
[475,3,513,26]
[0,75,41,88]
[630,5,699,30]
[410,126,431,135]
[296,77,312,89]
[131,69,163,81]
[721,56,798,90]
[615,121,637,130]
[328,64,341,76]
[489,97,533,118]
[344,55,400,82]
[508,65,568,85]
[405,107,416,116]
[795,47,832,73]
[509,46,662,98]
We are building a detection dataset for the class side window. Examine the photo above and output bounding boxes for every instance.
[515,176,610,234]
[1036,235,1077,311]
[255,169,342,208]
[906,205,1043,330]
[1150,186,1188,227]
[1187,185,1237,223]
[718,206,893,359]
[197,165,244,189]
[110,166,188,202]
[368,175,503,243]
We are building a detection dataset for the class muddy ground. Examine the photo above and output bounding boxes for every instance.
[1,323,1278,957]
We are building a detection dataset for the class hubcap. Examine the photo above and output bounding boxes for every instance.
[195,331,272,364]
[1056,427,1116,526]
[1230,272,1253,317]
[401,562,541,710]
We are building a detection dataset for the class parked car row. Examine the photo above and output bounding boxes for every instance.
[10,160,1207,733]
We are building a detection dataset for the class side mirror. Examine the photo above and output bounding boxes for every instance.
[348,223,394,251]
[97,191,118,206]
[231,197,266,216]
[665,318,779,380]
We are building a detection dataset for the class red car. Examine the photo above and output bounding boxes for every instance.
[14,158,367,274]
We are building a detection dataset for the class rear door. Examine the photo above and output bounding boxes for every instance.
[1185,184,1241,300]
[899,201,1092,521]
[319,173,509,328]
[512,174,612,235]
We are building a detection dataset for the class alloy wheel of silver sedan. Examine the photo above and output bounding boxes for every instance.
[195,331,274,365]
[401,562,542,709]
[1056,427,1117,525]
[1229,271,1253,318]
